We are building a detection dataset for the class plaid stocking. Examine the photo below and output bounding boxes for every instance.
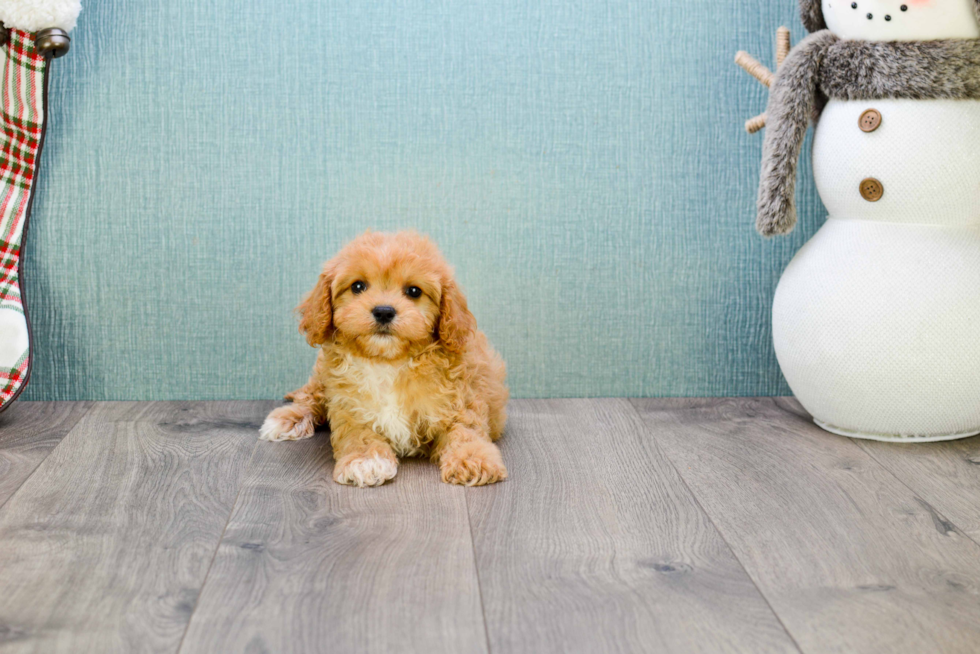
[0,30,47,411]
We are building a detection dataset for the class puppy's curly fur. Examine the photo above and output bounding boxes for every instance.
[260,231,508,488]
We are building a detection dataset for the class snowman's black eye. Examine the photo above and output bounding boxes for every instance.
[901,4,908,10]
[405,286,423,299]
[351,281,367,294]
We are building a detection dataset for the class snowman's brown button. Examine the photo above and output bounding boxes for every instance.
[860,178,884,202]
[859,109,882,133]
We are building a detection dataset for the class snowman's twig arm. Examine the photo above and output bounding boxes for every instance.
[776,27,791,67]
[757,30,837,236]
[735,52,774,87]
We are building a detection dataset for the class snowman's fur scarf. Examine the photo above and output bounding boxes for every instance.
[799,0,980,31]
[0,0,81,33]
[758,31,837,236]
[820,38,980,99]
[757,31,980,236]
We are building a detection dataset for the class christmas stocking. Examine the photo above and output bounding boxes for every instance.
[0,0,79,412]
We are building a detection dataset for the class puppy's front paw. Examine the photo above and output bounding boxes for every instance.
[259,405,315,442]
[334,453,398,488]
[440,442,507,486]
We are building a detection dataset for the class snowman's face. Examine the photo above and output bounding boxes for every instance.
[822,0,980,40]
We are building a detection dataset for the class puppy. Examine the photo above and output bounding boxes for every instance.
[260,231,508,487]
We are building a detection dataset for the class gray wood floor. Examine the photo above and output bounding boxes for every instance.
[1,399,979,653]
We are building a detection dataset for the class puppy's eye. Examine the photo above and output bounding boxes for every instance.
[351,281,367,295]
[405,286,423,299]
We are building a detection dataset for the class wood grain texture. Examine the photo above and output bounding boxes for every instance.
[0,401,266,654]
[467,398,798,654]
[632,397,980,654]
[776,397,980,544]
[0,402,91,508]
[179,434,488,654]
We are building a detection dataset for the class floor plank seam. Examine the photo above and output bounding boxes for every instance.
[855,442,980,553]
[462,488,494,654]
[769,398,980,553]
[624,399,807,654]
[0,402,94,514]
[174,437,262,654]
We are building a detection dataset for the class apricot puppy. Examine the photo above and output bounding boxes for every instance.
[260,231,508,487]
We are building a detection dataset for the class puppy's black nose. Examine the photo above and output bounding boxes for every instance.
[372,305,397,324]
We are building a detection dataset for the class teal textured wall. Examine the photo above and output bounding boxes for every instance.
[22,0,825,401]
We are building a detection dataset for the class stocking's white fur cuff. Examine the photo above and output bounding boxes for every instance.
[0,0,81,33]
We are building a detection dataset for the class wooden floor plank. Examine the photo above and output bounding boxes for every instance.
[817,414,980,544]
[0,401,92,508]
[632,397,980,654]
[0,401,266,654]
[179,431,488,654]
[778,397,980,543]
[466,398,799,654]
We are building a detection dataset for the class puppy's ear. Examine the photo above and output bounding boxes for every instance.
[297,263,336,347]
[438,279,476,354]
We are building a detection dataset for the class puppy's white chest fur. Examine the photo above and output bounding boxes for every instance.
[347,358,421,456]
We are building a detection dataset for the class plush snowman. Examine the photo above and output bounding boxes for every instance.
[750,0,980,441]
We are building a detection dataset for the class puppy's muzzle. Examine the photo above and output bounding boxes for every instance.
[372,305,397,325]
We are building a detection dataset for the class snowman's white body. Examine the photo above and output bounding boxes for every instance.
[772,2,980,440]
